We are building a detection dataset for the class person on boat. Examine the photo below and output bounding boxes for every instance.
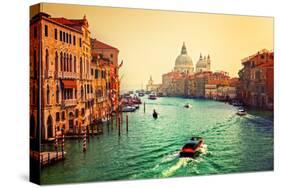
[153,109,158,119]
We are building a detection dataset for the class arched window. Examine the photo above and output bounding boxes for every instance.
[33,49,37,79]
[74,56,76,72]
[56,85,59,104]
[55,51,58,73]
[64,53,67,71]
[60,52,63,72]
[70,54,72,72]
[81,86,84,101]
[66,54,69,72]
[84,85,87,99]
[47,85,50,105]
[80,57,83,76]
[45,49,49,72]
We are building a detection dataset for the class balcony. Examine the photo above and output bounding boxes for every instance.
[97,97,106,103]
[55,72,78,79]
[63,99,78,107]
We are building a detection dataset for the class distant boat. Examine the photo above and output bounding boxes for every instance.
[237,108,247,116]
[122,106,136,112]
[184,104,192,108]
[148,93,157,100]
[138,92,145,97]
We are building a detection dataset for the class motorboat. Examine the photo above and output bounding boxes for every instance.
[179,137,204,158]
[237,108,247,116]
[121,106,136,112]
[138,92,145,97]
[148,93,157,100]
[133,104,140,109]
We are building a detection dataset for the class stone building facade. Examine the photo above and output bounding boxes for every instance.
[30,12,120,141]
[91,39,120,113]
[238,49,274,109]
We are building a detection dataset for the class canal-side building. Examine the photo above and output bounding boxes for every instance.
[90,52,111,121]
[30,12,92,140]
[160,71,187,97]
[91,39,120,112]
[30,12,120,141]
[193,71,212,97]
[238,49,274,109]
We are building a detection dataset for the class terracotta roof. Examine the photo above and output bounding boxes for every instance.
[50,17,85,31]
[91,38,119,51]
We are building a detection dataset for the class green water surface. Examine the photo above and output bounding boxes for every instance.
[41,97,273,184]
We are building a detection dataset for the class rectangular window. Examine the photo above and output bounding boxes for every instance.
[69,34,72,44]
[73,36,76,45]
[95,69,99,79]
[44,25,48,37]
[91,69,94,76]
[63,32,65,42]
[79,38,82,47]
[66,33,68,43]
[34,27,37,38]
[54,29,57,40]
[56,112,60,122]
[62,111,65,120]
[60,31,62,41]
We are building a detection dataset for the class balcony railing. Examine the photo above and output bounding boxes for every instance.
[55,71,78,79]
[97,97,106,103]
[63,99,78,107]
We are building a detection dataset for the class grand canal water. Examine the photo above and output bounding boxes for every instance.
[41,97,273,184]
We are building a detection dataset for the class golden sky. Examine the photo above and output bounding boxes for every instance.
[30,3,273,91]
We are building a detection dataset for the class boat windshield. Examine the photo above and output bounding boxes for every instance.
[183,142,198,149]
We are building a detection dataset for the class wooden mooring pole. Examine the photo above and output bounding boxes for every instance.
[144,102,146,113]
[126,113,128,132]
[118,116,121,136]
[54,129,58,160]
[83,126,87,152]
[61,129,65,158]
[87,125,90,142]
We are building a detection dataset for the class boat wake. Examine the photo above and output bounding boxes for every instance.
[161,144,208,177]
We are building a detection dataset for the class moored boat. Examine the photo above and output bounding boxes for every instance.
[148,93,157,100]
[121,106,136,112]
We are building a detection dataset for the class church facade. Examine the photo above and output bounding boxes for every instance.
[160,42,212,97]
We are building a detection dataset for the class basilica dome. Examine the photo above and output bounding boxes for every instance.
[174,42,194,74]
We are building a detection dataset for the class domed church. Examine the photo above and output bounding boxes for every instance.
[196,53,211,72]
[174,42,194,74]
